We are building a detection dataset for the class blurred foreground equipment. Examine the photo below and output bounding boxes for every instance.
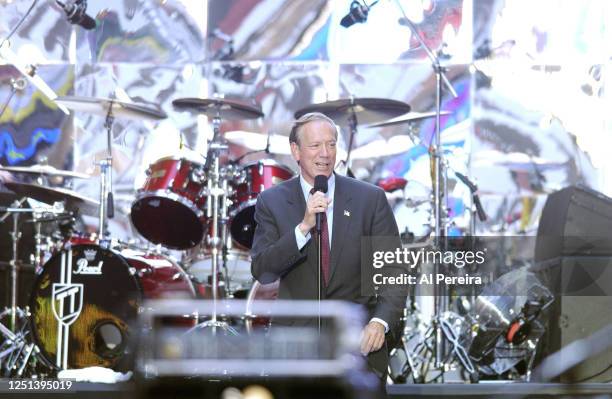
[136,299,381,399]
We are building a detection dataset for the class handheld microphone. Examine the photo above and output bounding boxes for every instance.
[340,0,378,28]
[56,0,97,30]
[313,175,328,233]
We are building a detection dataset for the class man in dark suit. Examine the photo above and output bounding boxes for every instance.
[251,112,406,377]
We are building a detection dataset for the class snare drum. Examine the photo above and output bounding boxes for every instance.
[29,244,195,371]
[131,156,207,249]
[230,160,294,249]
[188,249,253,294]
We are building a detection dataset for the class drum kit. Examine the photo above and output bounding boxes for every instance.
[0,91,423,376]
[0,89,549,381]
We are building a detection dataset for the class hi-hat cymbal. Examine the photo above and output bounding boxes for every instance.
[224,131,290,155]
[172,98,264,120]
[4,182,99,216]
[0,164,91,179]
[367,111,453,128]
[294,98,411,125]
[56,96,167,121]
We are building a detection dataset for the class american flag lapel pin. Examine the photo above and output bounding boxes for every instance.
[344,210,350,217]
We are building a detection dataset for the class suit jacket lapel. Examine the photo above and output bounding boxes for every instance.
[329,175,352,284]
[286,177,306,225]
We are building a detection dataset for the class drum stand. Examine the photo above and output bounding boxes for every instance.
[0,200,49,376]
[188,115,238,336]
[97,101,116,242]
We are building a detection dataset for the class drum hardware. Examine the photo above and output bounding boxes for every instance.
[0,200,66,329]
[0,77,24,120]
[386,0,460,375]
[0,199,61,376]
[0,198,28,333]
[0,43,70,115]
[197,115,238,335]
[0,307,39,377]
[170,97,264,336]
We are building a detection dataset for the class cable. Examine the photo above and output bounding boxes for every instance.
[0,0,39,50]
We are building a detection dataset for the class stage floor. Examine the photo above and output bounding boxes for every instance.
[2,381,612,399]
[387,382,612,398]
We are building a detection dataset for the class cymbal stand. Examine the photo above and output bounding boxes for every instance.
[97,100,115,242]
[0,200,45,376]
[393,0,459,379]
[344,97,359,169]
[188,114,238,336]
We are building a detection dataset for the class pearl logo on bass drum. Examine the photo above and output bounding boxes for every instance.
[73,248,103,275]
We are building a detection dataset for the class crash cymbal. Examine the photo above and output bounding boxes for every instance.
[224,131,290,155]
[367,110,453,128]
[4,182,99,216]
[294,98,410,125]
[172,98,264,120]
[0,164,91,179]
[56,96,167,121]
[351,135,413,160]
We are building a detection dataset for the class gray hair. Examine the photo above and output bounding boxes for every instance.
[289,112,338,145]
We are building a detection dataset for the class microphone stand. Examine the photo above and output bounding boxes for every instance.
[393,0,459,379]
[317,217,322,335]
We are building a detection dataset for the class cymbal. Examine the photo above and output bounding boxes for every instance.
[172,98,264,120]
[224,131,291,155]
[0,164,91,179]
[56,96,167,121]
[367,111,453,128]
[4,182,99,216]
[351,135,413,160]
[294,98,411,125]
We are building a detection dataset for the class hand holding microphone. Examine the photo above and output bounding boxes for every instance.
[299,175,330,235]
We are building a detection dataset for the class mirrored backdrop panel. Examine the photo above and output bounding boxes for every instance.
[76,0,207,65]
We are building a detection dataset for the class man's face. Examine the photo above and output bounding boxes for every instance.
[290,119,337,185]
